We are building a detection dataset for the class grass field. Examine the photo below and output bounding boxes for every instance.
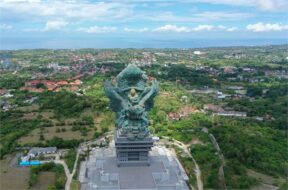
[0,155,30,190]
[31,172,55,190]
[248,169,285,189]
[17,105,39,112]
[17,109,114,145]
[17,125,95,145]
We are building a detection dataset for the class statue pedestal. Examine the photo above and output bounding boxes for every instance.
[115,130,154,167]
[79,145,190,190]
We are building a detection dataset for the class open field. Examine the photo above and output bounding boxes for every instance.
[248,169,285,189]
[17,111,113,145]
[17,105,39,112]
[31,172,55,190]
[18,125,95,145]
[0,155,30,190]
[16,107,114,146]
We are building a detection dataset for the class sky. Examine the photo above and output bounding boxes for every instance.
[0,0,287,49]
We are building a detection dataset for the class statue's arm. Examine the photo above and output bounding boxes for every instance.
[104,81,127,109]
[139,80,159,106]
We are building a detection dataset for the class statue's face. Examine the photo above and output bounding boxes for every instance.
[130,88,136,97]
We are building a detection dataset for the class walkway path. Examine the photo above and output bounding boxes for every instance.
[173,139,203,190]
[65,149,81,190]
[54,160,71,189]
[162,136,203,190]
[53,148,81,190]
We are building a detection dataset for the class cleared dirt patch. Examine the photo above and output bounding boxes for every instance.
[248,169,285,190]
[31,171,56,190]
[18,125,95,145]
[17,105,39,112]
[0,155,30,190]
[247,169,282,185]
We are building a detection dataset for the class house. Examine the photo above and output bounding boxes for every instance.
[57,81,69,85]
[69,79,82,85]
[152,136,160,142]
[193,51,205,55]
[28,147,57,158]
[168,112,181,120]
[216,111,247,117]
[223,66,236,74]
[191,89,216,94]
[243,68,254,72]
[23,97,38,104]
[0,89,8,95]
[204,104,224,113]
[1,92,13,98]
[1,101,17,111]
[25,80,42,86]
[180,96,188,103]
[20,86,44,93]
[168,105,199,120]
[226,86,244,90]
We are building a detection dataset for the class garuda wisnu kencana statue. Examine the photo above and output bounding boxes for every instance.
[104,64,159,140]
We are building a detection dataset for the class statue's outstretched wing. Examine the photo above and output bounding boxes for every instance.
[140,80,159,111]
[104,81,126,112]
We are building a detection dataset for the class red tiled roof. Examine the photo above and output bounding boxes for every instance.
[20,87,44,93]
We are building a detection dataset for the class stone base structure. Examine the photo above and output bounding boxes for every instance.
[115,130,154,167]
[79,145,189,190]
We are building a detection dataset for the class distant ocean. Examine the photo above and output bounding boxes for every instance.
[0,37,287,50]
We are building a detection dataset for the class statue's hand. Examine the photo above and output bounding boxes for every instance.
[151,80,159,93]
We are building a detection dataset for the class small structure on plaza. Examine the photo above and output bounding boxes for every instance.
[104,64,159,166]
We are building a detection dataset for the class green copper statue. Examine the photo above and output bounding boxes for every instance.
[104,64,159,140]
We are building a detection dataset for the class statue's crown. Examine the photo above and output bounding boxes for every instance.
[116,64,147,91]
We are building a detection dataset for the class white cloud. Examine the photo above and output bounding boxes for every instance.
[78,26,117,33]
[151,24,239,33]
[124,27,149,32]
[1,0,41,2]
[193,25,214,31]
[44,20,68,31]
[217,25,226,30]
[0,1,133,22]
[0,23,12,30]
[192,11,251,21]
[194,0,288,12]
[153,25,191,32]
[246,22,288,32]
[0,0,252,24]
[227,27,238,32]
[145,11,251,22]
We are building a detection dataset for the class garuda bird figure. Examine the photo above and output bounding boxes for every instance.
[104,64,159,140]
